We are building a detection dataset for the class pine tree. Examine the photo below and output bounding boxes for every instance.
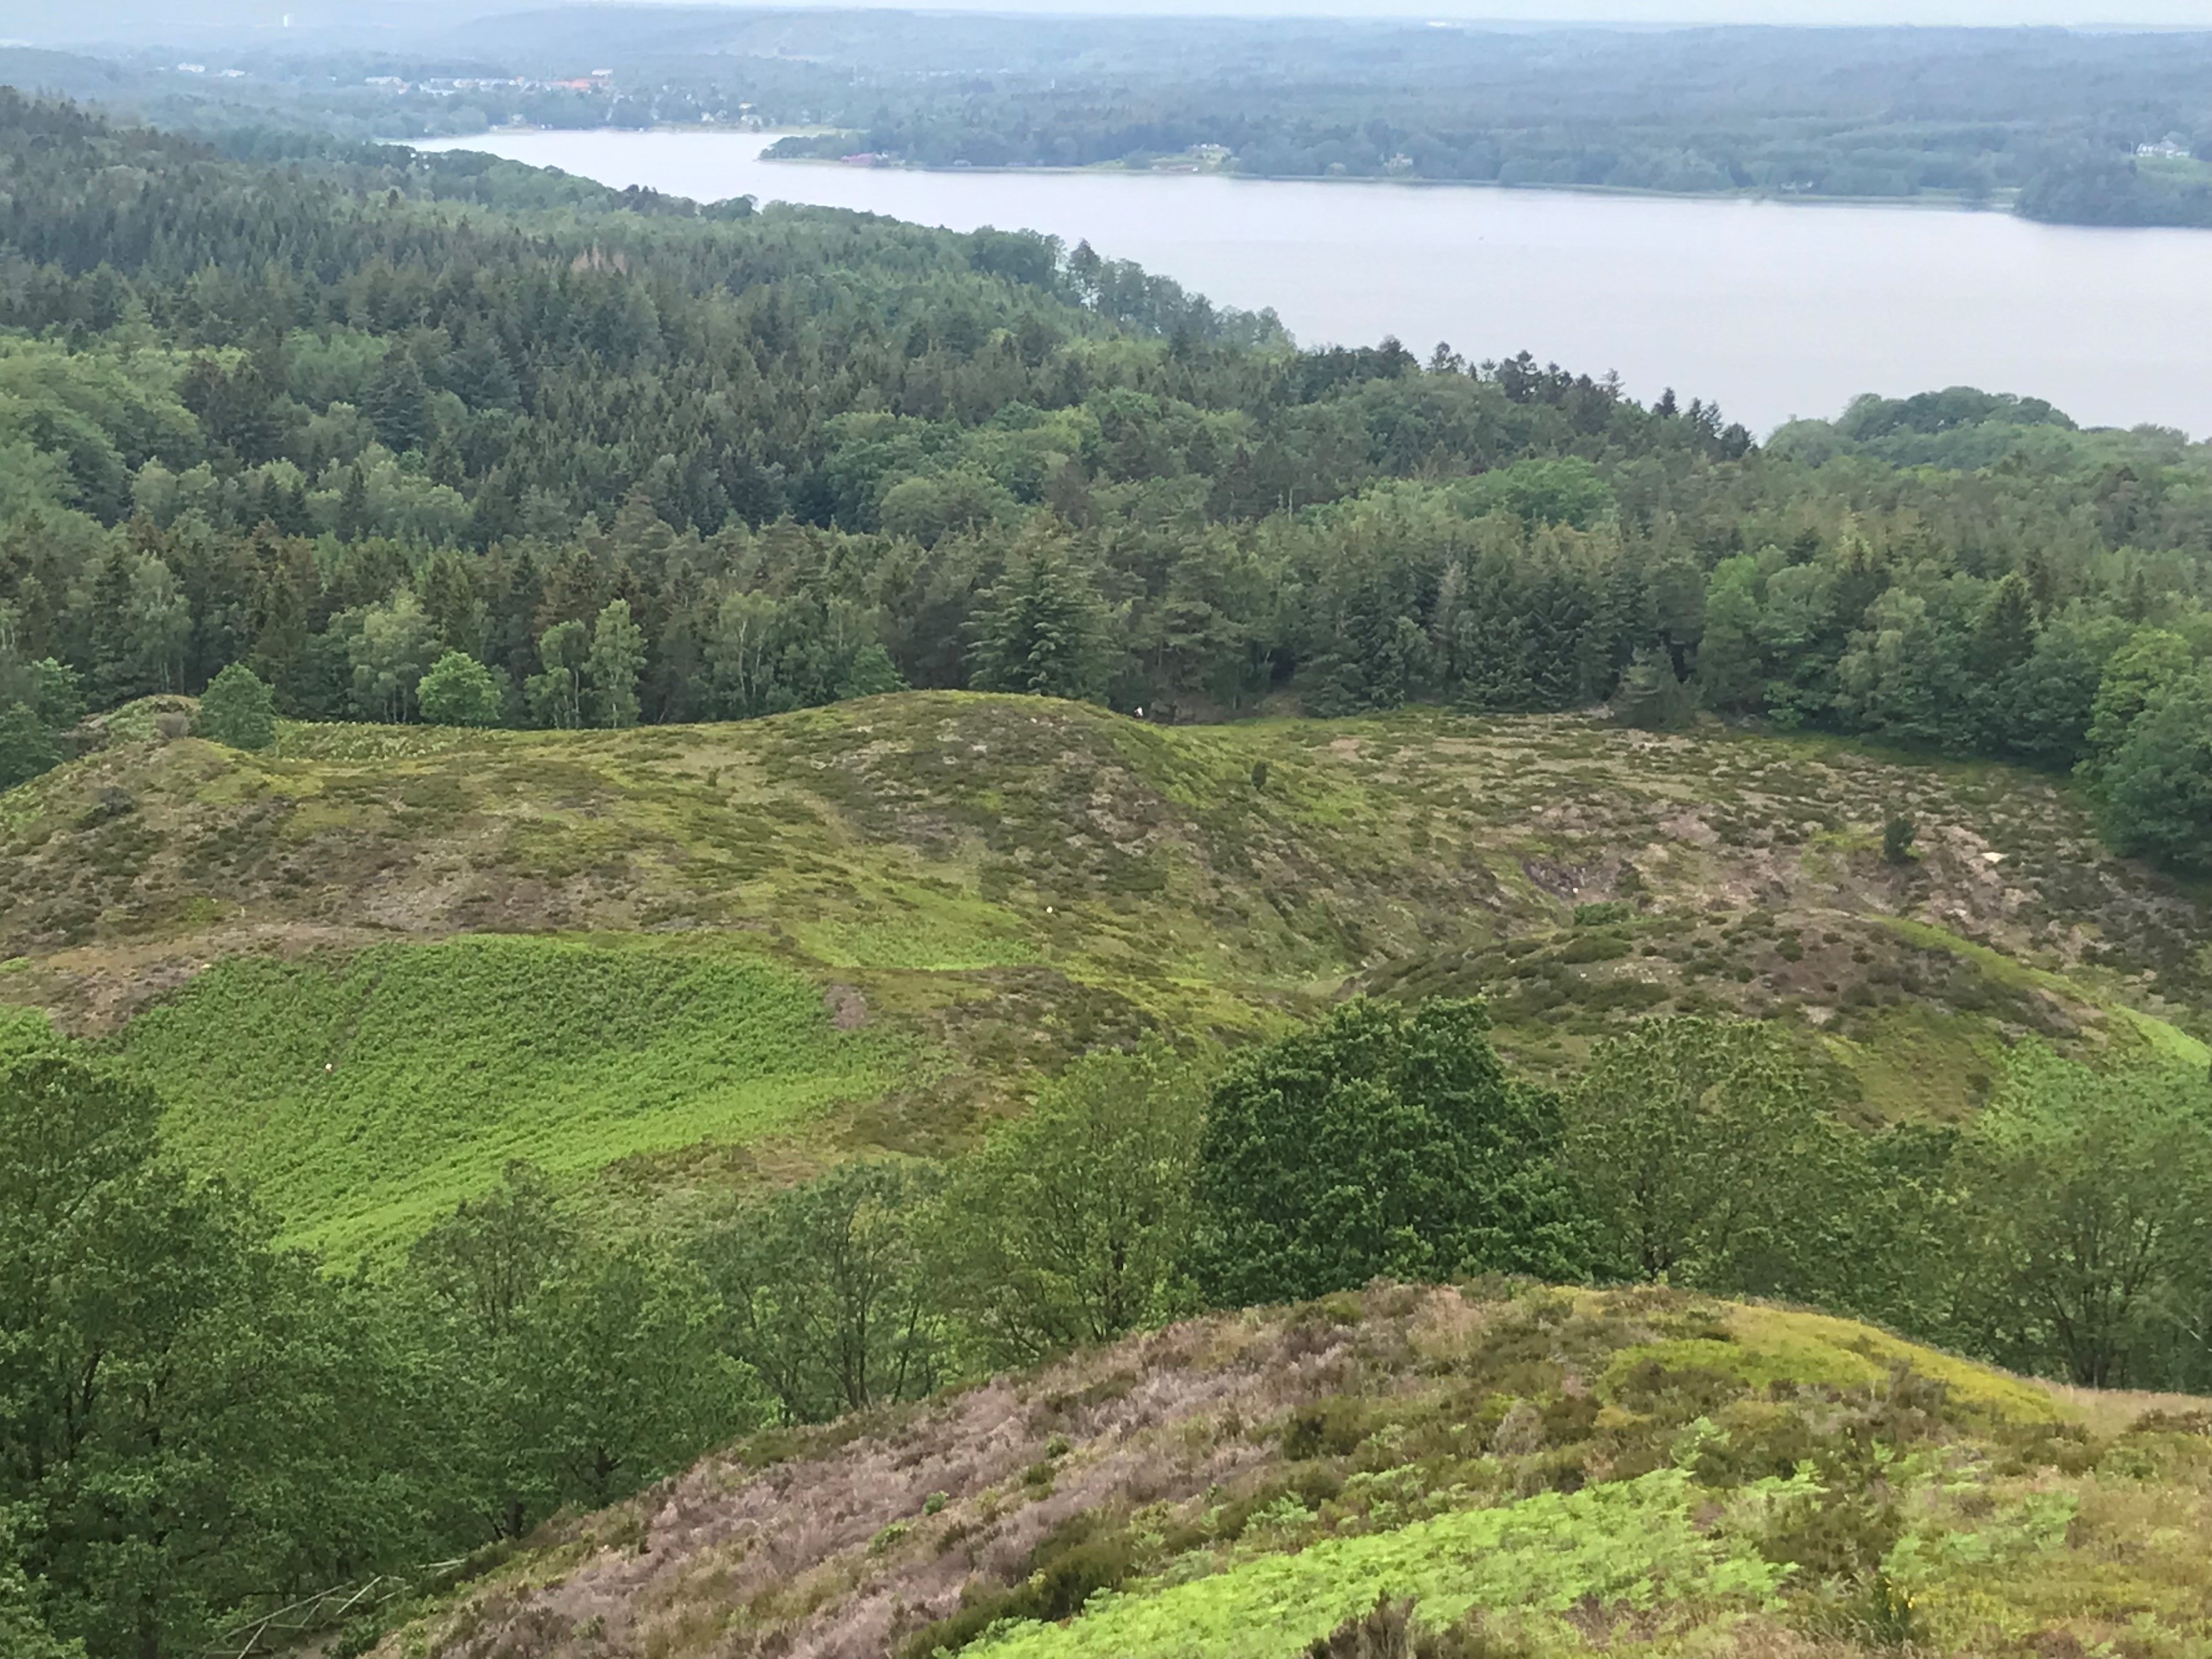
[964,523,1111,703]
[336,463,371,544]
[364,350,433,455]
[1614,646,1698,730]
[1970,572,2038,680]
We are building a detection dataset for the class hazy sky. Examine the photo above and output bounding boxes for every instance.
[876,0,2212,17]
[7,0,2211,45]
[464,0,2212,22]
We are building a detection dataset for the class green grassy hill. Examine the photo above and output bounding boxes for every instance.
[369,1282,2212,1659]
[3,691,2207,1255]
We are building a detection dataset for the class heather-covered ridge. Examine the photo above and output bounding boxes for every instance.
[374,1282,2212,1659]
[3,693,2207,1251]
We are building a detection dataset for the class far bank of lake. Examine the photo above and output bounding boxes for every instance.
[420,129,2212,438]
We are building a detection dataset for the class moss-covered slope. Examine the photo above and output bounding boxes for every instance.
[370,1283,2212,1659]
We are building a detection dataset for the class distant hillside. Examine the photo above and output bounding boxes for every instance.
[3,691,2205,1255]
[372,1280,2212,1659]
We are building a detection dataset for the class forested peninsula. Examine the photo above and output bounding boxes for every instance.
[25,12,2210,228]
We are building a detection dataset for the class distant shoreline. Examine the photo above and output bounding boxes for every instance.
[413,128,2212,233]
[768,150,2016,218]
[418,125,2016,218]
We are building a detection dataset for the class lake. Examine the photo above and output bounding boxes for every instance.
[419,129,2212,439]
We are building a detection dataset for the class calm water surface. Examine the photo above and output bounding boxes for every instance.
[421,130,2212,438]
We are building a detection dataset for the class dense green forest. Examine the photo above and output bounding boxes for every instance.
[3,93,2209,871]
[5,86,2212,1659]
[18,12,2212,226]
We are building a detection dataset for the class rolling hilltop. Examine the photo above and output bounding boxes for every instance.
[377,1281,2212,1659]
[2,690,2205,1256]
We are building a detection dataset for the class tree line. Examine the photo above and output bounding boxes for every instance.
[9,996,2209,1657]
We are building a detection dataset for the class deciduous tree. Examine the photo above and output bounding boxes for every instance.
[1190,997,1587,1307]
[939,1040,1207,1364]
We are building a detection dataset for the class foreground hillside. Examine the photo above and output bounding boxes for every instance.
[374,1282,2212,1659]
[1,691,2205,1256]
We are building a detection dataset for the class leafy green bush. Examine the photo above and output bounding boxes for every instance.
[416,650,505,727]
[195,662,276,751]
[903,1516,1136,1659]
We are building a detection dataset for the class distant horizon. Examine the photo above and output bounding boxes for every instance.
[9,0,2212,49]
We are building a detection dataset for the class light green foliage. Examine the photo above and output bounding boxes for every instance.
[347,589,439,723]
[525,618,588,729]
[1694,555,1765,714]
[194,661,276,750]
[1565,1017,1851,1294]
[695,1160,947,1423]
[415,650,504,727]
[118,938,908,1257]
[0,1514,82,1659]
[1835,587,1962,748]
[968,1469,1791,1659]
[0,1006,59,1064]
[938,1039,1209,1364]
[587,598,646,729]
[1450,456,1615,531]
[1192,998,1588,1306]
[1955,1045,2212,1387]
[2084,626,2193,761]
[0,337,200,521]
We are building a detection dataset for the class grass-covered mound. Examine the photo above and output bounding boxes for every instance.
[373,1282,2212,1659]
[4,691,2208,1244]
